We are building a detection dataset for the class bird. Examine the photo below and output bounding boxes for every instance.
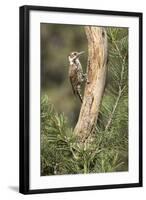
[68,51,89,103]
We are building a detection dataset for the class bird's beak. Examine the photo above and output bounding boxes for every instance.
[78,51,85,56]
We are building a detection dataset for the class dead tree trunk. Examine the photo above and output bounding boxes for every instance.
[74,26,108,142]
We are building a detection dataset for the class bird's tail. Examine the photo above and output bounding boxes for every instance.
[77,87,83,103]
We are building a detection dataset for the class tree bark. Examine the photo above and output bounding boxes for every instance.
[74,26,108,142]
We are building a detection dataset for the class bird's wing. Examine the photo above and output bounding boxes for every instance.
[69,76,76,95]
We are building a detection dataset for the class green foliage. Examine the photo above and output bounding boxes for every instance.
[41,27,128,175]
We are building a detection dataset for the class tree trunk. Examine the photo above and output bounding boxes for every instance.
[74,26,108,142]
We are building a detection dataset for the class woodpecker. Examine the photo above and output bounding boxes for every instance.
[68,51,89,103]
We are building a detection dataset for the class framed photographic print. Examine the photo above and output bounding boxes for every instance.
[19,5,143,194]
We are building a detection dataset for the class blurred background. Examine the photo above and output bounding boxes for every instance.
[41,23,88,127]
[41,24,129,175]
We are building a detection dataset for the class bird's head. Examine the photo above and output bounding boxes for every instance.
[68,51,84,64]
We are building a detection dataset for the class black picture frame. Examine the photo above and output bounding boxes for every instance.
[19,5,143,194]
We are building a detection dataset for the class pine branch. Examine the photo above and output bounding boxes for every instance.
[105,30,127,131]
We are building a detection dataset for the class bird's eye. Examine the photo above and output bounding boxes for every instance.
[74,52,77,56]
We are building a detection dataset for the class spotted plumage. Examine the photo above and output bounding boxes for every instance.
[68,51,88,102]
